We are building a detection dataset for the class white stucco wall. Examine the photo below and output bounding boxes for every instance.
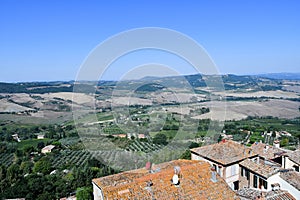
[92,182,104,200]
[284,156,300,171]
[191,154,221,175]
[225,164,239,189]
[267,173,300,199]
[191,153,201,161]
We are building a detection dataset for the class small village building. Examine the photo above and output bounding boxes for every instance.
[41,145,55,154]
[37,134,45,139]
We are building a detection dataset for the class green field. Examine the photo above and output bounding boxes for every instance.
[17,138,52,149]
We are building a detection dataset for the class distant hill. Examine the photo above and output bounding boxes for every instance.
[1,72,300,94]
[255,73,300,80]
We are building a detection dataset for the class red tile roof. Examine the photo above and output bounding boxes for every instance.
[280,170,300,191]
[92,159,240,200]
[287,149,300,165]
[250,143,286,160]
[237,188,296,200]
[191,140,256,165]
[239,159,281,179]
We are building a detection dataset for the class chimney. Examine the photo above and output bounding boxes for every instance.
[264,145,269,153]
[210,167,217,182]
[174,166,181,175]
[146,162,152,173]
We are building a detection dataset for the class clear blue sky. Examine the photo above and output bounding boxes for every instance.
[0,0,299,82]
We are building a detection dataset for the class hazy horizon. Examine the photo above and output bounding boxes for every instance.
[1,71,300,84]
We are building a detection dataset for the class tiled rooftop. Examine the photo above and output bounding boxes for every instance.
[92,160,240,200]
[240,159,281,178]
[191,140,256,165]
[237,188,296,200]
[237,187,262,199]
[250,143,286,160]
[280,170,300,191]
[287,149,300,165]
[266,190,296,200]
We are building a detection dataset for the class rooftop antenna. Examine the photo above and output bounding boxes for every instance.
[174,166,181,176]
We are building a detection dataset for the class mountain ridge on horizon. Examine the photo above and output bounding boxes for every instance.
[1,72,300,85]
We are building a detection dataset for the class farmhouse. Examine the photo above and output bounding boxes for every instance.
[280,131,292,137]
[37,134,45,139]
[41,145,55,154]
[11,134,21,142]
[92,160,239,200]
[112,134,127,138]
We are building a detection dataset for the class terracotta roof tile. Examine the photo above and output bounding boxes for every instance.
[191,140,256,165]
[280,170,300,191]
[237,188,296,200]
[239,159,281,178]
[287,149,300,165]
[93,160,240,200]
[250,143,286,160]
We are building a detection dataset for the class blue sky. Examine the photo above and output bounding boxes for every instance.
[0,0,299,82]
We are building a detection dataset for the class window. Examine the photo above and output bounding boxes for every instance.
[245,170,250,180]
[259,178,268,190]
[233,180,239,190]
[253,175,258,188]
[217,166,222,176]
[259,178,263,189]
[241,167,244,176]
[263,179,268,190]
[213,164,217,170]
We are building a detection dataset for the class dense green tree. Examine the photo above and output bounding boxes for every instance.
[23,145,35,157]
[6,164,20,185]
[189,142,200,149]
[20,161,33,174]
[76,186,93,200]
[153,133,167,145]
[280,138,289,147]
[37,141,45,149]
[180,150,191,160]
[0,165,7,194]
[33,157,52,174]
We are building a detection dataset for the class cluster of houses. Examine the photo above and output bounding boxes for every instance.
[191,140,299,199]
[11,133,45,142]
[92,139,300,200]
[11,133,55,154]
